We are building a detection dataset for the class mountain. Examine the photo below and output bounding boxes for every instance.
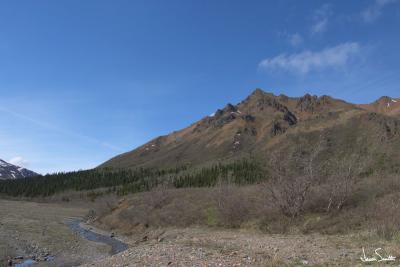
[0,159,39,180]
[100,89,400,172]
[358,96,400,117]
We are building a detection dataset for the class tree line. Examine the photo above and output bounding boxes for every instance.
[0,159,265,197]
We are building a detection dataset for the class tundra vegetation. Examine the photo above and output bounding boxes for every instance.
[1,138,399,242]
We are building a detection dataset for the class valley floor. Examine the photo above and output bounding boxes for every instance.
[1,199,400,267]
[81,226,400,267]
[0,199,110,267]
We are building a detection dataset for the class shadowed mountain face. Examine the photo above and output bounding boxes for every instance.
[100,89,400,171]
[0,159,39,180]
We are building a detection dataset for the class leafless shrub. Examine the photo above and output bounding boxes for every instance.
[324,154,368,212]
[269,175,311,218]
[108,185,270,230]
[268,139,324,218]
[117,203,150,228]
[158,192,207,226]
[144,184,171,210]
[91,194,119,218]
[213,182,251,227]
[116,188,213,228]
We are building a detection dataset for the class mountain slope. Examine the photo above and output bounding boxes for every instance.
[358,96,400,116]
[100,89,400,171]
[0,159,39,180]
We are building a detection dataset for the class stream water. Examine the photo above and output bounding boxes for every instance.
[66,219,129,255]
[14,259,37,267]
[13,219,128,267]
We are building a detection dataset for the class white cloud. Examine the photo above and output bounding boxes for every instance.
[259,42,360,75]
[311,4,332,35]
[9,156,29,168]
[361,0,398,23]
[289,33,303,47]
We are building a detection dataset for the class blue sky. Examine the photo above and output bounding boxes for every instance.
[0,0,399,174]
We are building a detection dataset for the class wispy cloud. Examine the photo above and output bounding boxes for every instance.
[259,42,361,75]
[311,4,332,35]
[0,106,123,153]
[288,33,303,47]
[9,156,29,168]
[311,19,328,34]
[361,0,398,23]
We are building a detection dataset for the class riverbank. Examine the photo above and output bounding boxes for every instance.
[3,198,400,266]
[80,226,400,266]
[0,199,111,267]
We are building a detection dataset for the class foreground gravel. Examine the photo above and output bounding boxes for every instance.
[82,242,255,267]
[79,226,399,266]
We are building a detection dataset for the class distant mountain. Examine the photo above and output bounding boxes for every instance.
[100,89,400,172]
[0,159,39,180]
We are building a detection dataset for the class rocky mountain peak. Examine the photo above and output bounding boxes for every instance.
[249,88,265,97]
[0,159,39,180]
[100,88,400,170]
[224,103,237,113]
[377,96,392,103]
[295,94,337,113]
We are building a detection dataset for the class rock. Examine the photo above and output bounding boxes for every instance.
[301,259,309,265]
[283,111,297,125]
[271,121,286,136]
[224,103,237,113]
[242,114,255,122]
[296,94,319,113]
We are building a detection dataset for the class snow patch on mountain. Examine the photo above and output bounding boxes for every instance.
[0,159,39,180]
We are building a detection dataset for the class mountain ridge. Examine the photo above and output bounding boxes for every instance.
[100,89,400,171]
[358,96,400,116]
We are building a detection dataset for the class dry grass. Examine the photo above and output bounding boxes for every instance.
[368,193,400,240]
[95,172,400,241]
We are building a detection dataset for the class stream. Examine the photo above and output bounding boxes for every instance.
[66,219,129,255]
[13,219,128,267]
